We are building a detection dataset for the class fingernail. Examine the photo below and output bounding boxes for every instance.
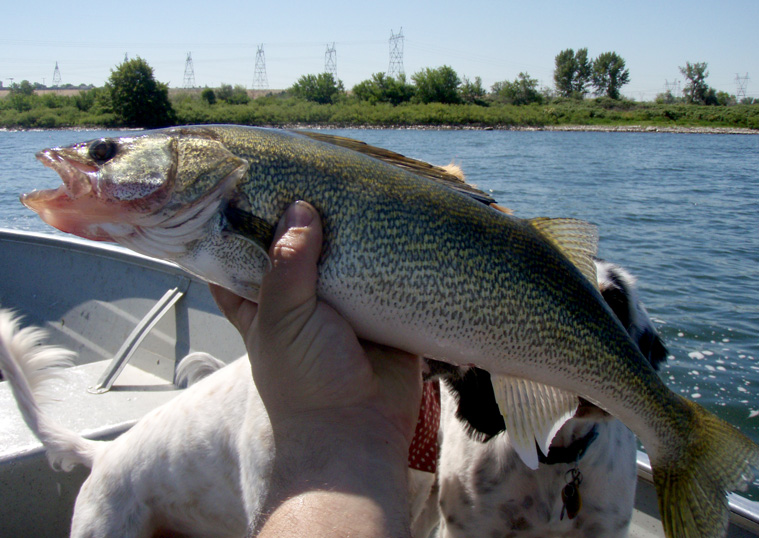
[286,201,314,228]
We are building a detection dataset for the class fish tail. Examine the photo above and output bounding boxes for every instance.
[652,396,759,538]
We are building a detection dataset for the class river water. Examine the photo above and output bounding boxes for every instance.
[1,127,758,497]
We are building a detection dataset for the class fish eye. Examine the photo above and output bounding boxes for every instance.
[88,139,118,163]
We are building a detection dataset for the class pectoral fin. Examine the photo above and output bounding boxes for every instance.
[490,375,579,470]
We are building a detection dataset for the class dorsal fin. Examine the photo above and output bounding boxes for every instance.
[529,217,599,286]
[296,130,496,206]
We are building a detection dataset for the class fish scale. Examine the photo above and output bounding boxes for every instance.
[21,124,759,538]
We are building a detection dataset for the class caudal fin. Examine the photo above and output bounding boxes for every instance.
[0,309,98,471]
[653,396,759,538]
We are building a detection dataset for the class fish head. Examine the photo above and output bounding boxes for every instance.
[22,130,249,249]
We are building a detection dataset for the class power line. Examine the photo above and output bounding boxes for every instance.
[325,42,337,78]
[253,44,268,90]
[388,28,404,78]
[183,52,196,88]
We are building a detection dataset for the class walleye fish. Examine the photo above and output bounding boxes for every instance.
[22,125,758,538]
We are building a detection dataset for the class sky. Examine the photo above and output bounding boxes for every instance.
[2,0,758,101]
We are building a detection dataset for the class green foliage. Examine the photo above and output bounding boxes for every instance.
[216,84,249,105]
[680,62,712,105]
[715,91,736,106]
[655,90,680,105]
[591,52,630,99]
[460,76,487,105]
[491,73,543,105]
[554,49,591,98]
[2,60,758,131]
[107,57,176,127]
[289,73,345,104]
[201,88,217,105]
[411,66,462,104]
[9,80,35,96]
[352,73,415,105]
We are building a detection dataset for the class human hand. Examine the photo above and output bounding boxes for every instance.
[211,201,422,537]
[211,200,422,443]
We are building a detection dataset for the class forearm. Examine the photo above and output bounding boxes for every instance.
[253,415,413,538]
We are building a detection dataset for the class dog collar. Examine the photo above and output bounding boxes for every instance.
[537,425,599,465]
[408,381,441,473]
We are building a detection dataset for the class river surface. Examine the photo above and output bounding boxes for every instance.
[1,127,758,497]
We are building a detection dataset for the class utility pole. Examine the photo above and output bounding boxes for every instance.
[735,73,749,102]
[388,28,404,78]
[325,42,337,78]
[52,62,62,88]
[183,52,196,89]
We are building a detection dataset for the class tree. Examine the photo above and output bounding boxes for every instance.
[9,80,35,96]
[107,57,175,127]
[554,48,591,98]
[591,52,630,99]
[201,87,217,105]
[491,72,543,105]
[411,66,462,104]
[352,73,415,105]
[216,84,249,104]
[289,73,345,104]
[459,76,487,105]
[679,62,711,104]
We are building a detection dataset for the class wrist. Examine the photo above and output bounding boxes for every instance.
[256,412,412,537]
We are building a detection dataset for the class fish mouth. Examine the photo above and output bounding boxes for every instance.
[24,149,96,204]
[20,149,113,241]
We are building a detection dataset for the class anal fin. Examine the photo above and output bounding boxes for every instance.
[490,375,579,470]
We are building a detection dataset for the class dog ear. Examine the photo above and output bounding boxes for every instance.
[444,367,506,442]
[635,328,669,371]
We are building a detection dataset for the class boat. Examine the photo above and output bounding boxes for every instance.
[0,228,245,537]
[1,228,757,537]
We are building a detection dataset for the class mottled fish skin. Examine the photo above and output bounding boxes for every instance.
[23,125,759,538]
[196,127,667,435]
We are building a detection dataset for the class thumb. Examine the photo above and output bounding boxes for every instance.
[257,201,323,332]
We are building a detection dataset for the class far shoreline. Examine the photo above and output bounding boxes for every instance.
[1,124,757,135]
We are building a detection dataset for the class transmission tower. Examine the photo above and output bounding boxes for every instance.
[664,78,680,96]
[388,28,404,78]
[253,44,268,90]
[735,73,749,102]
[183,52,196,89]
[52,61,62,88]
[124,52,129,63]
[325,42,337,78]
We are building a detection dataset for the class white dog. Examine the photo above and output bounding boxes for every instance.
[428,260,668,538]
[0,309,437,538]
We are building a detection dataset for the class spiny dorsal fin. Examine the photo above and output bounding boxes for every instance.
[529,217,599,286]
[296,130,496,206]
[490,374,579,470]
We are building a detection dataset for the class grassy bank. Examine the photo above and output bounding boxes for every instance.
[1,89,758,131]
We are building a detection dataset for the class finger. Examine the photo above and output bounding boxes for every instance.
[257,201,322,327]
[209,283,259,336]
